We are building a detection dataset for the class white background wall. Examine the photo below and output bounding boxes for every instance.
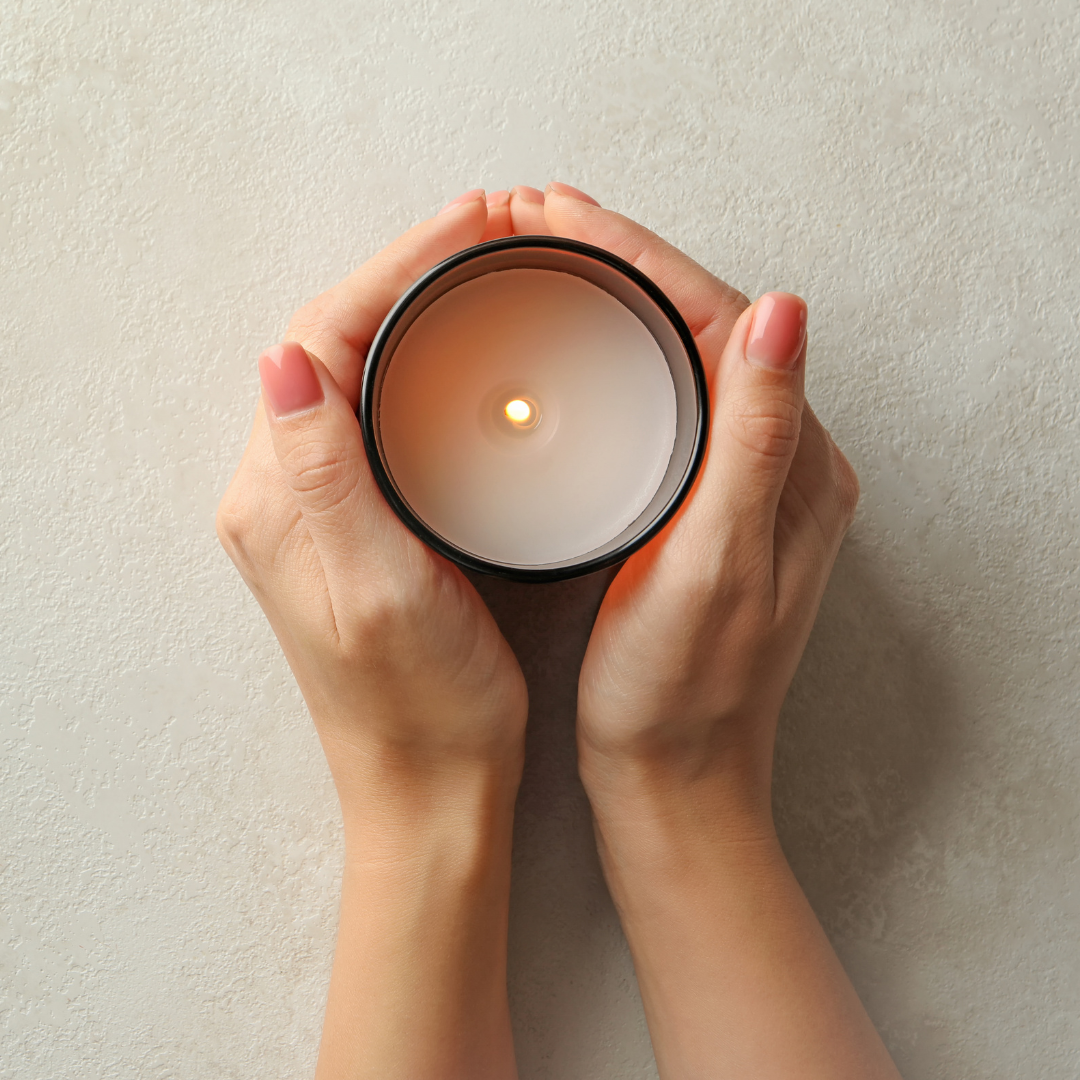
[2,1,1078,1076]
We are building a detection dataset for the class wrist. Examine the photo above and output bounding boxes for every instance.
[304,681,527,791]
[320,742,520,1080]
[584,761,788,919]
[579,743,778,861]
[578,745,795,942]
[331,740,522,870]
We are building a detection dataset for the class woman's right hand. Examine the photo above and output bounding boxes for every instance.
[554,190,860,828]
[536,187,898,1080]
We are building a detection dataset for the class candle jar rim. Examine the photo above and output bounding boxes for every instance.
[359,235,709,583]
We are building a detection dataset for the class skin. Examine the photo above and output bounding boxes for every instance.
[217,184,901,1079]
[548,195,899,1080]
[217,193,525,1079]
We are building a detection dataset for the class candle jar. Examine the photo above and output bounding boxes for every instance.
[360,236,708,582]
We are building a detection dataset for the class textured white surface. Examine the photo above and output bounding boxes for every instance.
[2,1,1078,1077]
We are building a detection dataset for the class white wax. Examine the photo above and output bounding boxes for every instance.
[379,268,677,566]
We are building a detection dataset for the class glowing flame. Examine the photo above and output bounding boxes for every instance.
[504,398,533,424]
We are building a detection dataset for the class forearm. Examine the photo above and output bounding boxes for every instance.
[583,760,900,1080]
[316,751,522,1080]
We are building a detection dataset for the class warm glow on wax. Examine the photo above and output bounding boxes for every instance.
[378,268,678,566]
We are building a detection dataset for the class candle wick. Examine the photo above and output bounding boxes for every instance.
[505,398,533,424]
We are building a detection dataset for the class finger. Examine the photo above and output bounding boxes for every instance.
[222,194,488,592]
[542,183,748,372]
[481,190,513,241]
[285,190,488,405]
[258,341,410,602]
[688,293,808,570]
[509,186,550,235]
[772,404,860,613]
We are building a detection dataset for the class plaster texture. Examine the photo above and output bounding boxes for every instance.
[2,1,1078,1077]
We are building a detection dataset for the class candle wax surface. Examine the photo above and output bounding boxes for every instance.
[379,268,678,566]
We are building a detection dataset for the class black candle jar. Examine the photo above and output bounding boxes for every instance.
[359,236,708,583]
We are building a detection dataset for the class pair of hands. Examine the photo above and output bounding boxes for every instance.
[217,182,878,1080]
[217,182,857,820]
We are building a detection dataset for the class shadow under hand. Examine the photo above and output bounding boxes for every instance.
[467,567,658,1080]
[773,532,959,1073]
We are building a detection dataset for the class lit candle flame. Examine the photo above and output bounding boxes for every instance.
[504,398,533,424]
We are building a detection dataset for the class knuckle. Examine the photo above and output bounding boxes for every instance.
[726,391,802,462]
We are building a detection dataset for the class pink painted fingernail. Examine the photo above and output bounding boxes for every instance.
[486,189,510,208]
[545,181,600,207]
[745,293,808,370]
[259,342,323,416]
[512,185,545,205]
[438,188,485,214]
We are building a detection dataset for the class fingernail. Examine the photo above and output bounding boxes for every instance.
[259,342,323,416]
[745,293,808,370]
[438,188,485,215]
[512,185,545,205]
[546,181,601,207]
[486,189,510,208]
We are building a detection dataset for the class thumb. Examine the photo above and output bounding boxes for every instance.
[697,292,808,551]
[258,341,389,591]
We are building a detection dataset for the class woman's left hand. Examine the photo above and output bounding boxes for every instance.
[217,193,530,783]
[216,189,537,1080]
